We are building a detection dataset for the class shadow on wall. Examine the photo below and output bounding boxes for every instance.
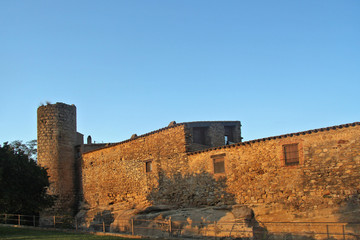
[339,193,360,238]
[89,210,114,232]
[148,171,236,208]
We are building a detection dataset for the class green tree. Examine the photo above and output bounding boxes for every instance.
[9,140,37,161]
[0,142,54,215]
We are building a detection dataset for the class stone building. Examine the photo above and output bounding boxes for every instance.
[37,102,360,237]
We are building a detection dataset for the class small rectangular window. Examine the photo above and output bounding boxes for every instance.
[145,161,152,172]
[283,144,299,166]
[211,154,226,174]
[213,159,225,174]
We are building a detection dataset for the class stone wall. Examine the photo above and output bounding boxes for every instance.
[37,103,78,215]
[81,124,189,214]
[80,121,360,227]
[78,122,360,238]
[83,143,109,153]
[38,103,359,237]
[187,123,360,223]
[80,121,242,214]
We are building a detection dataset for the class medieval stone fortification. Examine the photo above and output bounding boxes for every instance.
[37,102,360,238]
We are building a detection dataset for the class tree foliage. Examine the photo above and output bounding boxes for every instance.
[9,140,37,161]
[0,141,54,215]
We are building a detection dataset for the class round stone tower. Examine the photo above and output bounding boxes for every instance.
[37,102,77,215]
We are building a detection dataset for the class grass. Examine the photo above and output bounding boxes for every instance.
[0,226,137,240]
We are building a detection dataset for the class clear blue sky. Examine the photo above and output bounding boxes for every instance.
[1,0,359,144]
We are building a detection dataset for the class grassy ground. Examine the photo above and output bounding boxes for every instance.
[0,226,138,240]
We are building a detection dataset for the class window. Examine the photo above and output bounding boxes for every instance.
[224,126,235,144]
[211,153,226,174]
[283,144,299,166]
[193,127,208,145]
[224,135,229,145]
[213,159,225,174]
[145,161,152,173]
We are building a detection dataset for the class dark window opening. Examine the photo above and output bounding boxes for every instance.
[213,158,225,174]
[145,161,152,173]
[211,154,226,174]
[283,144,299,166]
[224,126,235,144]
[193,127,208,145]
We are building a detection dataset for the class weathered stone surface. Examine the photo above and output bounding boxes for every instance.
[37,102,78,215]
[37,103,360,238]
[188,124,360,224]
[110,206,254,238]
[81,124,189,215]
[80,121,241,220]
[232,205,254,221]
